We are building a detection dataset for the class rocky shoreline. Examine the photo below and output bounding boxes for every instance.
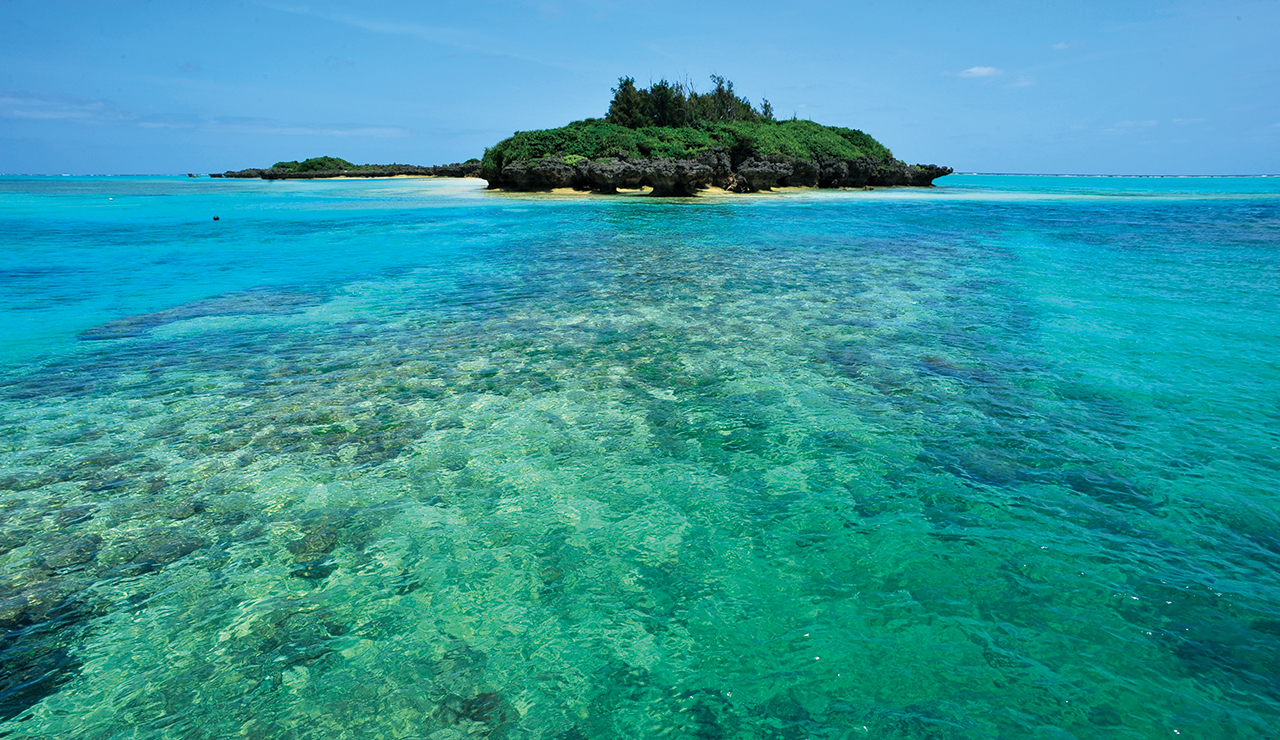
[485,150,952,195]
[216,152,951,196]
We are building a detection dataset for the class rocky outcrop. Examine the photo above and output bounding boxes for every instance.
[499,159,577,190]
[782,159,819,188]
[582,160,645,194]
[490,156,713,195]
[693,148,733,185]
[906,164,953,186]
[482,149,952,195]
[735,158,794,192]
[221,161,482,179]
[642,160,714,196]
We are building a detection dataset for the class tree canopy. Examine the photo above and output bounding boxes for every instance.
[606,76,773,129]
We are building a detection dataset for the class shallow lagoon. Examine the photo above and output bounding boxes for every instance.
[1,175,1278,738]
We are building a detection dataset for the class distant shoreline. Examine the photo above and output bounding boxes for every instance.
[217,161,482,180]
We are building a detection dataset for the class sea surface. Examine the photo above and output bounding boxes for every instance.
[1,174,1278,739]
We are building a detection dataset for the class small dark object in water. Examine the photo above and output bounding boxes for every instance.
[213,216,219,221]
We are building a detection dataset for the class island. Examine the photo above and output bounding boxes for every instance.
[480,76,952,195]
[220,156,481,180]
[218,77,950,196]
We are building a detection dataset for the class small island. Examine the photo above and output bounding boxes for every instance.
[219,156,480,180]
[480,76,952,195]
[219,77,950,196]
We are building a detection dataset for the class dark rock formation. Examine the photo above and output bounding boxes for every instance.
[641,159,714,196]
[782,159,819,188]
[582,159,645,194]
[489,156,714,195]
[736,158,794,192]
[482,150,951,195]
[499,158,578,190]
[906,164,953,186]
[693,148,734,186]
[224,168,269,178]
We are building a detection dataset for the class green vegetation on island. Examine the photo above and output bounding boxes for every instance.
[481,76,950,194]
[483,118,892,172]
[484,76,890,172]
[220,157,480,180]
[270,156,362,173]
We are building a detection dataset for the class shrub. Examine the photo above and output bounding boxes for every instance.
[272,156,357,173]
[482,118,892,173]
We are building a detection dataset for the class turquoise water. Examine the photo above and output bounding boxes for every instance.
[1,174,1278,738]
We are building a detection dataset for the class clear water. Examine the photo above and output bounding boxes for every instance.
[1,174,1278,739]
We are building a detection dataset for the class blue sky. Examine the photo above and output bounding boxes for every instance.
[1,0,1277,175]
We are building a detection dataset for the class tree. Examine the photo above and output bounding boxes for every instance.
[606,77,648,128]
[646,79,683,127]
[606,75,766,129]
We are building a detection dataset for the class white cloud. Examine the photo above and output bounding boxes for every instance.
[1008,76,1036,88]
[0,90,129,123]
[1052,42,1070,50]
[0,91,406,138]
[959,66,1002,78]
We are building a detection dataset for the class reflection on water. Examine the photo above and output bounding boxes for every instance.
[1,177,1279,738]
